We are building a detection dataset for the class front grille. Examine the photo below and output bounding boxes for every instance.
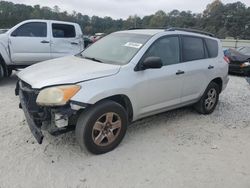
[20,81,33,90]
[229,64,244,73]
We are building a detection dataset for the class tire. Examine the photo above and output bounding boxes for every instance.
[76,100,128,154]
[0,63,4,80]
[194,82,220,114]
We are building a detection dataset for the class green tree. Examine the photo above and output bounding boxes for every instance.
[0,0,249,39]
[149,10,167,27]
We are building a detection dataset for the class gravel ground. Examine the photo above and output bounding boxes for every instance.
[0,74,250,188]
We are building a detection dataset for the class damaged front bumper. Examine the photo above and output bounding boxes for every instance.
[16,81,84,144]
[19,88,44,144]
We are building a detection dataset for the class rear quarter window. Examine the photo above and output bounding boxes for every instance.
[205,38,218,58]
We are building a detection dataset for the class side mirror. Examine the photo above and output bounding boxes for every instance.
[141,57,163,70]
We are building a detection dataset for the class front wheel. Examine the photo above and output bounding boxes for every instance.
[0,63,4,80]
[6,68,12,77]
[194,82,220,114]
[76,100,128,154]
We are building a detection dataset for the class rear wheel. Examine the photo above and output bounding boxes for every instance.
[194,82,219,114]
[76,100,128,154]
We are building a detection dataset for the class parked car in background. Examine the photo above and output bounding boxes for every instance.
[0,19,84,80]
[237,47,250,56]
[224,48,250,75]
[90,33,105,42]
[83,36,93,48]
[16,28,229,154]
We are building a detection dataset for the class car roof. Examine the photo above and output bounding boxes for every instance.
[22,19,79,25]
[117,29,164,36]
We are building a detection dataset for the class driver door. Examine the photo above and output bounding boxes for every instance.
[9,21,51,65]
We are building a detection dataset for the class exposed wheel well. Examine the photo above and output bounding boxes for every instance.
[211,77,223,93]
[98,95,133,122]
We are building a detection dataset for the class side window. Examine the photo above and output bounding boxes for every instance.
[11,22,47,37]
[182,36,205,62]
[205,38,218,58]
[143,36,180,66]
[52,24,76,38]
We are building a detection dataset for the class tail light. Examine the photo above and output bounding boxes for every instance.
[223,56,230,64]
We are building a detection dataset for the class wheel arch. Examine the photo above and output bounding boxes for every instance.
[0,42,12,76]
[95,94,134,123]
[0,53,7,76]
[0,42,11,64]
[211,77,223,93]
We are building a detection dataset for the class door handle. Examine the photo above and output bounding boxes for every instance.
[208,65,214,69]
[176,70,185,75]
[71,42,79,45]
[41,40,50,44]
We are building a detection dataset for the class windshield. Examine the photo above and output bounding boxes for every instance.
[81,33,151,65]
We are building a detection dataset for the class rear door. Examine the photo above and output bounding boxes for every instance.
[9,21,51,65]
[50,23,82,58]
[179,35,211,102]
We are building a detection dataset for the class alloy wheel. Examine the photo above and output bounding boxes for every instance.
[92,112,122,146]
[205,88,217,111]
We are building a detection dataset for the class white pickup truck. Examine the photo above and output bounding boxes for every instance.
[0,19,84,79]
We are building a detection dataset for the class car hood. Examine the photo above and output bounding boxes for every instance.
[18,56,121,89]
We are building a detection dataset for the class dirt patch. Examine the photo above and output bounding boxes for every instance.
[0,74,250,188]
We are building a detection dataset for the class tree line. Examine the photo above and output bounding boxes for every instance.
[0,0,249,39]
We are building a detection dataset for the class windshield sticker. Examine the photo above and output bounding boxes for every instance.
[124,42,143,49]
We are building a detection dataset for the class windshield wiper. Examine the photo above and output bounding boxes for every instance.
[83,56,103,63]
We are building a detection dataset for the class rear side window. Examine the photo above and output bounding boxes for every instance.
[182,36,205,62]
[205,39,218,58]
[52,23,76,38]
[11,22,47,37]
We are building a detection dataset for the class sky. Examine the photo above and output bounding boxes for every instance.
[8,0,250,19]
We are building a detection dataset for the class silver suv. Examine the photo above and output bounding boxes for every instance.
[16,28,229,154]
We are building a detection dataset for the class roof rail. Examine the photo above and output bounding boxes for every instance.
[128,27,165,30]
[127,27,215,37]
[166,27,215,37]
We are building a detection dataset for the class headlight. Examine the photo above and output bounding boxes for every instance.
[240,62,250,68]
[36,85,81,106]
